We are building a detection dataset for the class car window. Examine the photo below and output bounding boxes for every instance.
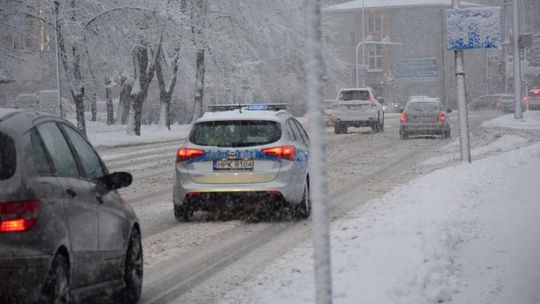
[406,102,439,112]
[0,131,16,180]
[30,130,54,176]
[36,122,80,177]
[190,120,282,147]
[287,120,302,143]
[292,119,309,146]
[285,121,296,141]
[339,90,370,101]
[60,124,105,181]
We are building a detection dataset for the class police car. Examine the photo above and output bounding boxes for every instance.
[173,104,310,220]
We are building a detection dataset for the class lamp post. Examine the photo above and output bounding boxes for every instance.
[355,39,401,87]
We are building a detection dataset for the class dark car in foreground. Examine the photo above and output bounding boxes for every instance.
[0,109,142,304]
[399,97,450,139]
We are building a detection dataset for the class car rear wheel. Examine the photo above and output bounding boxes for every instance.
[400,130,408,140]
[334,123,346,134]
[39,255,70,304]
[174,204,193,222]
[442,129,451,139]
[116,229,143,304]
[295,182,311,219]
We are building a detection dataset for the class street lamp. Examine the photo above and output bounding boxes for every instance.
[355,38,401,88]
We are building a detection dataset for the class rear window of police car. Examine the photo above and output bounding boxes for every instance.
[0,132,16,180]
[190,120,282,147]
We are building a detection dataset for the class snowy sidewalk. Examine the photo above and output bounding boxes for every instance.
[218,142,540,303]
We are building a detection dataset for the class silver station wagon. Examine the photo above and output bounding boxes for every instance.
[173,104,311,221]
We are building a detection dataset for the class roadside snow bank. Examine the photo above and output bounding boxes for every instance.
[218,142,540,304]
[67,118,191,148]
[421,134,529,167]
[481,110,540,130]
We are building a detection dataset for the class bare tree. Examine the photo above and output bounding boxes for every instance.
[55,0,87,135]
[190,0,208,122]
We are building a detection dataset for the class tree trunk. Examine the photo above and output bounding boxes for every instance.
[55,0,86,136]
[190,0,207,123]
[156,46,180,130]
[117,77,131,124]
[191,48,205,122]
[90,91,97,122]
[73,91,86,136]
[105,76,114,125]
[126,45,157,136]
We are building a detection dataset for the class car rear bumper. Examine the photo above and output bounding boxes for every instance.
[0,255,51,303]
[528,103,540,111]
[400,123,448,134]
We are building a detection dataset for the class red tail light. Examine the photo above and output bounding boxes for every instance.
[369,97,376,106]
[177,148,205,162]
[335,97,340,107]
[438,112,446,122]
[400,112,408,122]
[0,200,40,233]
[496,101,502,108]
[262,145,296,161]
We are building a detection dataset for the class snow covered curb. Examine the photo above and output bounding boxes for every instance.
[481,111,540,130]
[217,142,540,304]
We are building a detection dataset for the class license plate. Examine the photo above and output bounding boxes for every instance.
[347,105,364,110]
[213,159,254,170]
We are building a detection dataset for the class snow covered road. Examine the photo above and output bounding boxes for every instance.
[95,110,512,303]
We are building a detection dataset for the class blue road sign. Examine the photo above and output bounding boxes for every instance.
[447,8,501,50]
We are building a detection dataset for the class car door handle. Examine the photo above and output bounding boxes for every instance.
[66,189,77,198]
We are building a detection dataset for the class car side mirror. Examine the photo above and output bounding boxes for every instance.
[100,172,132,192]
[446,108,452,113]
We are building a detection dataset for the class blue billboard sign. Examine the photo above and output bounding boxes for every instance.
[395,58,438,80]
[446,8,502,50]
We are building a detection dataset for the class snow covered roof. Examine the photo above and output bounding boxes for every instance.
[0,108,21,119]
[197,110,283,123]
[323,0,482,13]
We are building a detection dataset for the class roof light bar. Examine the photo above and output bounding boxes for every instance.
[207,103,288,112]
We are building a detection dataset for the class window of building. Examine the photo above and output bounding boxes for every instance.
[368,45,382,70]
[368,16,382,33]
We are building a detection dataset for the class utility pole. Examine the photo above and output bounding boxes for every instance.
[304,0,333,303]
[512,0,523,119]
[452,0,471,163]
[53,3,64,117]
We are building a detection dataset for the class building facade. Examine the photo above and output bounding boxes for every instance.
[323,0,505,107]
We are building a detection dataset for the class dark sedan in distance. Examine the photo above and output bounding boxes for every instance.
[399,97,451,139]
[0,109,142,304]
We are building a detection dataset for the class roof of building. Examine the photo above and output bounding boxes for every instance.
[323,0,482,13]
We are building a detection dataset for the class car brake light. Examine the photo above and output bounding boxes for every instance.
[438,112,446,122]
[400,112,408,122]
[177,148,205,162]
[334,97,340,107]
[262,145,296,161]
[369,97,376,106]
[0,200,40,233]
